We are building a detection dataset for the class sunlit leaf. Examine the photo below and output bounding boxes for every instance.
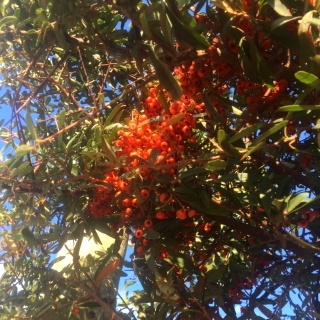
[266,0,291,16]
[15,145,34,158]
[294,71,319,85]
[206,160,227,171]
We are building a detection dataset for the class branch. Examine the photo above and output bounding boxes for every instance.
[5,51,70,126]
[37,73,156,145]
[77,281,124,320]
[254,153,320,194]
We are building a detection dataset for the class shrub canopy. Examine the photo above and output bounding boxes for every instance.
[1,0,320,319]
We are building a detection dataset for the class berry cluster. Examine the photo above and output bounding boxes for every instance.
[90,82,204,252]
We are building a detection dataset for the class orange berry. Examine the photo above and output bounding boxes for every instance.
[144,219,153,228]
[176,209,187,220]
[122,198,132,207]
[297,219,308,228]
[132,198,138,207]
[136,245,145,254]
[188,209,197,218]
[72,307,80,315]
[203,222,211,232]
[142,238,150,246]
[159,193,169,203]
[141,189,150,199]
[156,211,166,220]
[135,229,144,238]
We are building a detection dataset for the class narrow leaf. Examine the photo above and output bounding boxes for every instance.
[228,122,266,144]
[105,103,125,126]
[0,16,18,27]
[57,110,66,129]
[165,5,210,49]
[148,46,183,100]
[298,11,317,72]
[251,120,288,146]
[94,259,120,286]
[21,228,38,248]
[15,145,34,158]
[286,192,309,213]
[266,0,291,16]
[26,111,38,140]
[101,136,117,161]
[166,113,185,125]
[271,16,301,30]
[278,104,320,111]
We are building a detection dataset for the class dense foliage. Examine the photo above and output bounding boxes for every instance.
[1,0,320,319]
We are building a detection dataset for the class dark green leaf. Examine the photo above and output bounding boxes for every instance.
[148,46,183,100]
[251,120,288,146]
[165,5,210,50]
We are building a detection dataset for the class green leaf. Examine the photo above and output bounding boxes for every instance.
[34,303,53,317]
[180,166,208,178]
[206,265,227,283]
[105,103,125,127]
[307,17,320,27]
[26,111,38,140]
[93,251,114,283]
[144,228,160,239]
[217,129,226,145]
[228,122,266,144]
[140,9,152,38]
[21,228,38,248]
[248,38,274,87]
[101,136,117,161]
[0,16,18,28]
[165,5,210,50]
[259,176,273,214]
[286,231,320,253]
[220,140,242,158]
[53,23,70,51]
[238,35,261,84]
[123,280,135,290]
[176,191,230,216]
[266,0,291,16]
[271,16,301,30]
[154,269,179,300]
[298,11,317,72]
[286,192,309,214]
[278,104,320,111]
[251,120,288,146]
[164,253,194,271]
[241,141,266,160]
[294,71,319,85]
[145,247,156,272]
[147,46,183,100]
[57,110,66,129]
[166,113,185,125]
[106,14,121,34]
[206,160,227,171]
[159,2,173,45]
[15,145,34,158]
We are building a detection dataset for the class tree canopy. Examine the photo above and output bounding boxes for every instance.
[1,0,320,319]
